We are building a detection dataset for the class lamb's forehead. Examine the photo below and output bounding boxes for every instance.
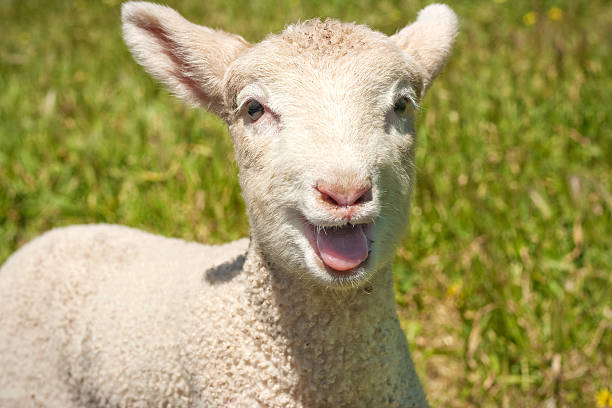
[225,19,423,104]
[278,18,381,56]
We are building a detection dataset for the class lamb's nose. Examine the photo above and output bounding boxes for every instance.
[316,181,372,207]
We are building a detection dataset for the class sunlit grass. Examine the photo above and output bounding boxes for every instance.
[1,1,610,406]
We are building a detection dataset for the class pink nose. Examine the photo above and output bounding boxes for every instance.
[316,181,372,207]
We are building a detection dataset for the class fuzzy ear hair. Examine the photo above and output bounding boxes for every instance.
[391,3,458,95]
[122,1,250,117]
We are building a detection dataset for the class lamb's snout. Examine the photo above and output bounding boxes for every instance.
[307,180,374,272]
[316,181,372,208]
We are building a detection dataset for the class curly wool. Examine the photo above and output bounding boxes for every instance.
[0,225,425,407]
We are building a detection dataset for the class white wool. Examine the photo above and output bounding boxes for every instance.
[0,225,425,407]
[0,2,458,406]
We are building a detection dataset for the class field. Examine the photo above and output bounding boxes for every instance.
[0,0,610,406]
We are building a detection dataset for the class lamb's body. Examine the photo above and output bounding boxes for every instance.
[1,2,458,406]
[0,225,423,407]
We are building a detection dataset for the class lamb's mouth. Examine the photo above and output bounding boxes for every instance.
[302,220,374,275]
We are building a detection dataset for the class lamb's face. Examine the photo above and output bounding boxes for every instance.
[122,2,457,288]
[225,22,424,287]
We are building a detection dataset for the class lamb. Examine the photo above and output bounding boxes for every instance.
[0,2,458,407]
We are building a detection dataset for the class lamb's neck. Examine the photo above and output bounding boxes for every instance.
[242,244,399,335]
[240,245,426,407]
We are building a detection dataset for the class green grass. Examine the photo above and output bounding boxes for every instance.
[1,0,610,406]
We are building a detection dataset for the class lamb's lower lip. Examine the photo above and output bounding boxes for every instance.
[302,219,373,275]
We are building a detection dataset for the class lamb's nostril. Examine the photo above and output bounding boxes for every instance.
[316,182,372,207]
[320,192,339,206]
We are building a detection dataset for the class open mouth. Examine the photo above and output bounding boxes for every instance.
[303,220,373,274]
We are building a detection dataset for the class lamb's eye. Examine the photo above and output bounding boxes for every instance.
[247,100,264,121]
[393,97,410,116]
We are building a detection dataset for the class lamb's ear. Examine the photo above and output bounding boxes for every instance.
[122,1,250,117]
[391,4,458,96]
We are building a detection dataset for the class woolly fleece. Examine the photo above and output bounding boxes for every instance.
[0,225,424,407]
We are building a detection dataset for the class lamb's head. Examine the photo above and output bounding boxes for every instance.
[122,2,458,288]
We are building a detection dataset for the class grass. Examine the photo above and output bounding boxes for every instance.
[1,0,610,406]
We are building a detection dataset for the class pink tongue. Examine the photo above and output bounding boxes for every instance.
[315,225,369,272]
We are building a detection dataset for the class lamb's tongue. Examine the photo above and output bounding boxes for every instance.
[315,225,368,271]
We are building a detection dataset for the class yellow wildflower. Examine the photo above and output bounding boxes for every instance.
[596,388,612,408]
[548,7,563,21]
[523,11,537,26]
[446,282,462,299]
